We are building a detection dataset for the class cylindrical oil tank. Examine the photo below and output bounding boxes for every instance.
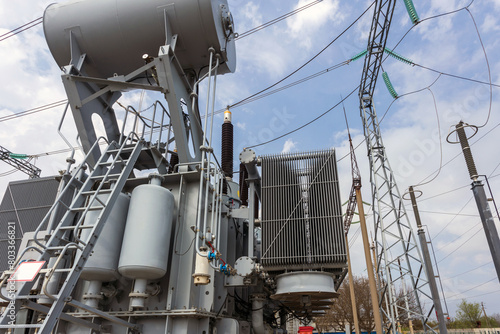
[43,0,236,79]
[118,179,175,280]
[80,192,130,282]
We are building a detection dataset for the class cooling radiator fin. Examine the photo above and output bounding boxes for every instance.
[260,149,347,273]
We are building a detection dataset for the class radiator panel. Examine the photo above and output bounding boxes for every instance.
[261,150,347,273]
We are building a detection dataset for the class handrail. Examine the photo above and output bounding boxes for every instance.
[32,136,110,250]
[118,101,171,149]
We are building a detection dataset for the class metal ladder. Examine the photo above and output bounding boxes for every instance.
[0,136,146,334]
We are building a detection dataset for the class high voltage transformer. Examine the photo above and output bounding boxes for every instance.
[0,0,347,333]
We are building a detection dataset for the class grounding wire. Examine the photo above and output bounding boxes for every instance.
[229,1,376,109]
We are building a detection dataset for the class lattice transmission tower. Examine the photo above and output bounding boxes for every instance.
[358,0,444,333]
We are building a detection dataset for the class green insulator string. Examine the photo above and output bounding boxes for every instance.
[384,47,414,66]
[350,50,367,62]
[9,153,29,159]
[382,72,398,99]
[403,0,420,24]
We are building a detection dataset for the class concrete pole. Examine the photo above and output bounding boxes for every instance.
[356,187,384,334]
[409,186,447,334]
[345,234,361,334]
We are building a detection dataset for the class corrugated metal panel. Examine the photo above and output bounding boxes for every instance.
[260,150,346,273]
[0,176,60,272]
[0,176,60,209]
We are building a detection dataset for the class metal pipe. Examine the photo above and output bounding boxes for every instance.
[248,181,256,258]
[194,49,215,257]
[251,294,266,334]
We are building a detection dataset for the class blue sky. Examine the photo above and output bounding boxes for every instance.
[1,0,500,318]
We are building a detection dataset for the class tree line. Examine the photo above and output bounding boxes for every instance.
[314,276,499,333]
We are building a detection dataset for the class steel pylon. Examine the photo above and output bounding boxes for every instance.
[358,0,441,332]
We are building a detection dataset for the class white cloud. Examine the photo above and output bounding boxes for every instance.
[482,14,500,32]
[287,0,343,49]
[281,138,297,153]
[236,122,246,130]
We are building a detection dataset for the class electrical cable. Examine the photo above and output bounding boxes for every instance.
[235,0,323,40]
[413,210,479,218]
[436,221,481,252]
[410,87,443,187]
[0,17,42,42]
[437,225,483,264]
[246,85,359,149]
[464,7,492,128]
[446,288,500,302]
[383,0,475,62]
[201,61,349,119]
[229,1,376,108]
[446,277,496,300]
[0,100,68,123]
[442,261,493,281]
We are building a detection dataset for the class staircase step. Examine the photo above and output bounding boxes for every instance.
[107,146,135,154]
[80,189,112,196]
[97,160,128,167]
[0,324,42,329]
[58,225,95,230]
[89,173,122,180]
[70,206,104,212]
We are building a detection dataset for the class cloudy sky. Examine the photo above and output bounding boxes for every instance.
[1,0,500,319]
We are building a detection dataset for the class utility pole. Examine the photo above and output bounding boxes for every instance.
[481,302,491,328]
[453,121,500,282]
[409,186,448,334]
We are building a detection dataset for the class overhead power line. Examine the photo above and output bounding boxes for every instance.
[0,100,68,123]
[236,0,323,40]
[229,1,376,108]
[0,17,43,42]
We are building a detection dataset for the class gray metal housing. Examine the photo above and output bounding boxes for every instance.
[43,0,236,79]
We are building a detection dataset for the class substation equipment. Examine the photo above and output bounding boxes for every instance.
[0,0,348,333]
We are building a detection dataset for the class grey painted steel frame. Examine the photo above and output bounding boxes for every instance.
[61,32,203,169]
[358,0,441,332]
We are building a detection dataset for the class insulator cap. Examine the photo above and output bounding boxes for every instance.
[224,109,232,123]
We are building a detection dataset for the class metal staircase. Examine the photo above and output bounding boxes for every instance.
[0,134,147,334]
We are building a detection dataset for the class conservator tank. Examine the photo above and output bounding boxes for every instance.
[43,0,236,79]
